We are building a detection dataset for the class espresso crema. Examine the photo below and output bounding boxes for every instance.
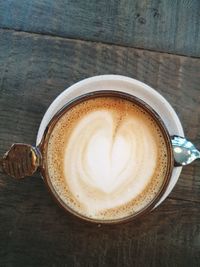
[46,96,169,221]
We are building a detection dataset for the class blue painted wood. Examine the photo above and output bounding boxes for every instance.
[0,0,199,57]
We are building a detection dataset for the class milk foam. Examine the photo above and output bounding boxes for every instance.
[47,97,169,221]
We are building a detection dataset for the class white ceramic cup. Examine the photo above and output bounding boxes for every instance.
[37,75,184,208]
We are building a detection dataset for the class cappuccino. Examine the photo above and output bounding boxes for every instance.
[46,96,169,221]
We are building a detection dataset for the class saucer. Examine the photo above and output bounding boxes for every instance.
[37,75,184,207]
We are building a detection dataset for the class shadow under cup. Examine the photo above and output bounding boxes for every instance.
[38,90,174,224]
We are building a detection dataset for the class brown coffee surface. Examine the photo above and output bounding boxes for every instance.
[46,96,169,221]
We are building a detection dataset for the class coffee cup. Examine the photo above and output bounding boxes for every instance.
[0,75,198,224]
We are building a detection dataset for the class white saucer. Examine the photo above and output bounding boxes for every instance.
[36,75,184,207]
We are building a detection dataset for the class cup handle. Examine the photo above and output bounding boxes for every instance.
[0,143,41,179]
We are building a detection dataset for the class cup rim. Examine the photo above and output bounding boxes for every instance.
[38,90,174,224]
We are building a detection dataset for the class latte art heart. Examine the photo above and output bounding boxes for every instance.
[65,111,157,213]
[47,96,169,220]
[67,111,136,193]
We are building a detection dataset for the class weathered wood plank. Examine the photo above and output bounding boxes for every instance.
[0,0,200,57]
[0,29,200,266]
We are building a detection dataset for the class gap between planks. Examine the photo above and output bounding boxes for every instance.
[1,27,200,60]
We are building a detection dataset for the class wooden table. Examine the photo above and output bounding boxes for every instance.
[0,1,200,266]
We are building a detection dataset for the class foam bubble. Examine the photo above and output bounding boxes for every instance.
[46,97,169,220]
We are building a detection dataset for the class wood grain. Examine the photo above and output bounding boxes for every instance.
[0,29,200,266]
[0,0,200,57]
[0,188,200,267]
